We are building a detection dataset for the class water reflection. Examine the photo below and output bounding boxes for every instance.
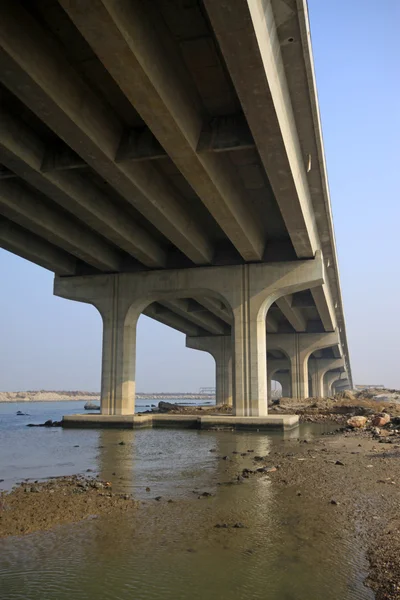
[0,427,373,600]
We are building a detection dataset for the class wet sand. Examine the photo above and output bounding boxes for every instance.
[0,476,137,537]
[1,426,399,598]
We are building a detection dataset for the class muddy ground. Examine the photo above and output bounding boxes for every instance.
[3,391,400,599]
[0,475,137,537]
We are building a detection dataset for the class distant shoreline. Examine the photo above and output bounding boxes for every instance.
[0,391,215,403]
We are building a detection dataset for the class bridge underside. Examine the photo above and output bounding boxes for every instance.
[0,0,352,415]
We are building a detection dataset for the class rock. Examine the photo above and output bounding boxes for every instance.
[372,413,391,427]
[30,485,40,493]
[221,456,230,461]
[330,499,338,505]
[154,496,162,501]
[233,522,245,528]
[145,487,151,492]
[84,401,100,410]
[335,460,345,466]
[200,491,213,497]
[16,410,28,416]
[158,401,182,413]
[118,441,126,446]
[347,416,367,428]
[214,523,229,528]
[253,456,265,462]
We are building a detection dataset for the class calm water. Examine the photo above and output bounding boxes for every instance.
[0,402,374,600]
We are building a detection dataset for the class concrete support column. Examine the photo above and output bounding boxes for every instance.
[308,358,324,398]
[100,301,138,415]
[186,335,232,406]
[324,371,341,396]
[267,331,342,400]
[267,373,272,401]
[274,372,291,397]
[54,251,324,417]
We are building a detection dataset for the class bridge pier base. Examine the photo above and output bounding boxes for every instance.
[186,335,232,406]
[54,254,324,416]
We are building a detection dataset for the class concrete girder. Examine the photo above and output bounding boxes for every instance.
[160,299,229,336]
[273,0,352,383]
[59,0,266,263]
[268,359,290,377]
[311,285,336,332]
[266,314,279,333]
[143,303,206,338]
[0,108,167,268]
[0,0,213,265]
[0,178,122,271]
[275,294,306,332]
[203,0,318,259]
[192,296,232,326]
[0,217,76,275]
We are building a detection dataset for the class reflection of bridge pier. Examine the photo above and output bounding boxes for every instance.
[0,1,351,418]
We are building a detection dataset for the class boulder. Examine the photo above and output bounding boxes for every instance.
[158,401,182,413]
[371,413,391,427]
[84,401,100,410]
[347,416,367,428]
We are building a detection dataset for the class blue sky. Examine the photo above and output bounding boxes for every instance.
[0,0,399,391]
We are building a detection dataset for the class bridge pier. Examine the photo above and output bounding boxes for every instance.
[267,331,341,399]
[54,253,324,417]
[186,335,232,406]
[308,358,345,398]
[273,372,291,398]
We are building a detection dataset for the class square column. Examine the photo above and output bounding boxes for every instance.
[186,335,232,406]
[100,300,138,415]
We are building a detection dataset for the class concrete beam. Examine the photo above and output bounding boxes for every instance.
[276,294,306,332]
[160,299,229,336]
[192,296,232,326]
[116,127,167,163]
[204,0,318,258]
[41,145,87,172]
[266,314,279,333]
[0,165,16,179]
[0,178,122,271]
[60,0,266,262]
[0,0,213,265]
[0,108,167,268]
[197,114,255,153]
[311,285,336,332]
[0,217,76,275]
[143,303,205,337]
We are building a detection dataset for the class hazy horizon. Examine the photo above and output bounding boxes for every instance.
[1,0,399,391]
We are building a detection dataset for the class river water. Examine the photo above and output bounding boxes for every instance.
[0,402,374,600]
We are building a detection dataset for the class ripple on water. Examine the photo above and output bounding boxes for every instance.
[0,426,374,600]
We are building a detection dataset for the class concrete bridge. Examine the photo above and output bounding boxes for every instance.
[0,0,352,417]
